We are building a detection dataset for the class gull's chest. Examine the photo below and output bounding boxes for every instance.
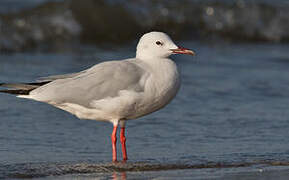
[129,59,180,119]
[148,65,180,108]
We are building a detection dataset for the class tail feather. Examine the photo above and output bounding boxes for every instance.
[0,81,50,95]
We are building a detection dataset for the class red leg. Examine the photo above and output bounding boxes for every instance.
[120,127,127,161]
[111,125,118,162]
[121,172,127,180]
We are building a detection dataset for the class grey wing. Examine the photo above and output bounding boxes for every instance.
[37,71,86,82]
[30,60,147,107]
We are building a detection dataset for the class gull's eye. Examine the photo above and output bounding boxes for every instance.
[155,41,163,46]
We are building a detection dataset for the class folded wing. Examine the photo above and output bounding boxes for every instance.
[29,60,147,108]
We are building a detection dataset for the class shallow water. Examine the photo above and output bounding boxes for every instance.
[1,41,289,179]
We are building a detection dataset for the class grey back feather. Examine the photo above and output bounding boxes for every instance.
[37,71,85,82]
[30,60,147,107]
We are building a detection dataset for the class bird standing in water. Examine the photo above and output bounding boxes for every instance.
[0,32,195,162]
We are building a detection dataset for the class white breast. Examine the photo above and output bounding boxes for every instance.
[126,58,180,119]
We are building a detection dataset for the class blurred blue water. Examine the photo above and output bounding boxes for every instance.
[1,0,289,53]
[0,41,289,179]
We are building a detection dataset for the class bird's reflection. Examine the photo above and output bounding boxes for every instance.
[112,171,127,180]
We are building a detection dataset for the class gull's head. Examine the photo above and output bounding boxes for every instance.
[136,31,195,59]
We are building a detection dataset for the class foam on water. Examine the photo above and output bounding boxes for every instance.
[2,160,289,179]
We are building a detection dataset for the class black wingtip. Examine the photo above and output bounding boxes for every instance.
[0,81,51,95]
[27,81,51,86]
[0,89,30,95]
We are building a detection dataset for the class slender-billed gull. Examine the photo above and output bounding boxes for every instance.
[0,32,195,162]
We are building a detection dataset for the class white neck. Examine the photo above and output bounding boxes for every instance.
[136,51,154,60]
